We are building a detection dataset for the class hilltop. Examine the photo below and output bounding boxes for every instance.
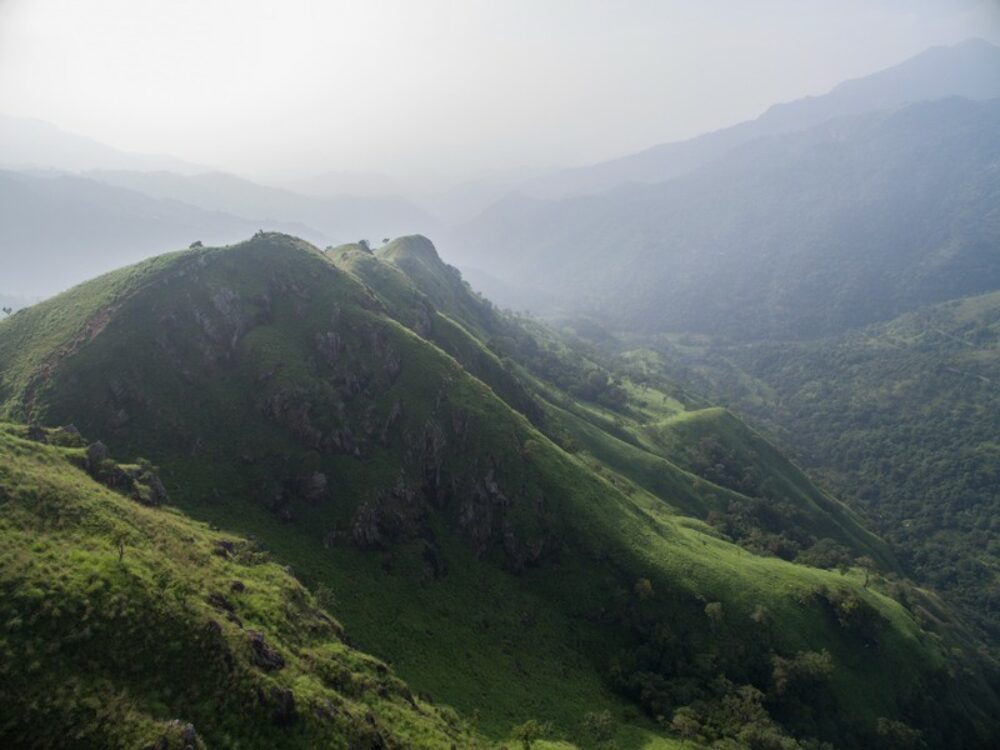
[1,233,996,748]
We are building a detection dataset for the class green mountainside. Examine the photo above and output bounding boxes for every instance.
[1,233,996,748]
[0,422,476,749]
[332,237,890,570]
[454,97,1000,340]
[637,290,1000,646]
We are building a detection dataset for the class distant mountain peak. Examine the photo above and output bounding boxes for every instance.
[0,113,208,174]
[515,37,1000,200]
[757,36,1000,127]
[378,234,442,265]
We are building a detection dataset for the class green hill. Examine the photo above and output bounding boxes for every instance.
[643,290,1000,646]
[0,422,477,749]
[333,236,892,571]
[454,97,1000,339]
[1,233,996,748]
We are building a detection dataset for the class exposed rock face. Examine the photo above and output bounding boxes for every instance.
[324,427,361,457]
[298,471,328,504]
[247,631,285,671]
[346,414,556,572]
[179,723,197,747]
[189,286,273,367]
[351,502,386,549]
[414,301,435,338]
[213,539,236,558]
[380,400,403,444]
[76,435,170,507]
[206,592,234,613]
[86,440,109,468]
[261,391,323,449]
[420,537,447,579]
[420,421,449,507]
[351,475,424,550]
[503,514,553,573]
[141,471,169,506]
[315,330,342,366]
[382,351,402,382]
[457,478,505,559]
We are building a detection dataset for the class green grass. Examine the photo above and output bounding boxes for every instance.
[1,233,995,749]
[0,423,480,749]
[641,290,1000,647]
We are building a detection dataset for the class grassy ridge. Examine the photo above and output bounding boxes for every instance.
[0,422,478,749]
[0,234,995,748]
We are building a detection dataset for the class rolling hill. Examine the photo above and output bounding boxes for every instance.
[1,233,996,749]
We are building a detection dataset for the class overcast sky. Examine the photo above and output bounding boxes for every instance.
[0,0,997,182]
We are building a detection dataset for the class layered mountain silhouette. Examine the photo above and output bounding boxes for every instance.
[516,38,1000,200]
[455,95,1000,338]
[2,233,995,748]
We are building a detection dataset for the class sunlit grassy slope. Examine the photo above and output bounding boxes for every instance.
[0,422,479,749]
[0,233,995,748]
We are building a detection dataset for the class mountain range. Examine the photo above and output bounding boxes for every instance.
[513,37,1000,201]
[453,95,1000,338]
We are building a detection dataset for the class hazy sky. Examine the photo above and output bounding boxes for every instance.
[1,0,997,181]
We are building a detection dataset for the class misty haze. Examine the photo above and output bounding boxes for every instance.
[1,2,999,749]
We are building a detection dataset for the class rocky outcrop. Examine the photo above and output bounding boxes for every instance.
[182,285,273,368]
[379,400,403,444]
[86,440,109,468]
[324,426,361,457]
[139,470,169,506]
[413,300,435,338]
[350,475,424,550]
[297,471,328,504]
[315,330,343,366]
[351,502,385,548]
[247,631,285,671]
[420,421,449,507]
[212,539,236,558]
[261,391,323,449]
[72,435,171,507]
